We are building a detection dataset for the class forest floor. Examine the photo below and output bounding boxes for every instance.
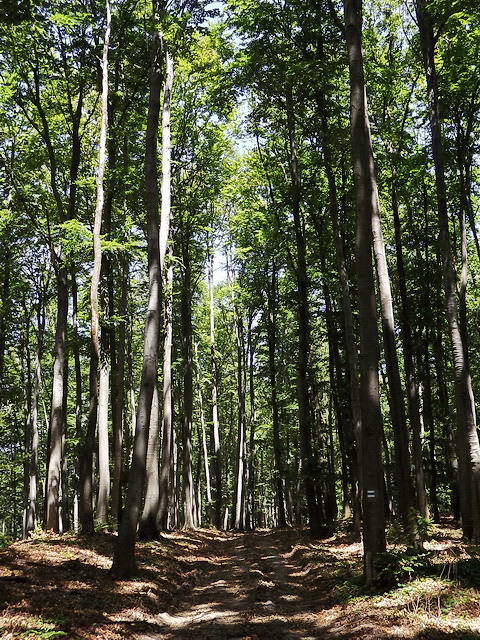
[1,522,480,639]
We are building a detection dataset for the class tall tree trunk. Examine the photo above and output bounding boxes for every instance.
[391,170,428,519]
[195,342,212,508]
[316,86,362,535]
[246,314,256,531]
[181,245,195,530]
[158,259,173,531]
[0,243,10,388]
[96,340,111,524]
[25,300,45,536]
[139,382,160,538]
[208,249,222,529]
[344,0,387,584]
[71,275,82,532]
[81,0,111,532]
[45,266,68,533]
[416,0,480,540]
[371,173,417,544]
[112,254,127,526]
[156,46,175,529]
[111,3,162,576]
[61,355,70,533]
[285,89,323,538]
[231,267,247,531]
[267,261,287,527]
[422,325,440,522]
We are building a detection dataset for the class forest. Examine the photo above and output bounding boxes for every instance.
[1,0,480,637]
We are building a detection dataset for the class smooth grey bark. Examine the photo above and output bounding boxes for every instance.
[416,0,480,540]
[111,6,162,576]
[194,342,212,506]
[208,249,222,528]
[181,244,195,530]
[25,298,45,536]
[315,79,362,535]
[45,265,68,532]
[266,261,287,528]
[158,259,173,531]
[285,89,323,538]
[139,382,160,538]
[85,0,111,529]
[245,314,256,530]
[372,183,418,545]
[141,44,173,538]
[344,0,386,584]
[233,299,247,530]
[391,170,428,519]
[112,254,127,525]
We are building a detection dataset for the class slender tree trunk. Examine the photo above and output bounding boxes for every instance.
[158,260,173,531]
[155,49,174,533]
[344,0,387,584]
[112,254,127,526]
[96,345,110,525]
[45,266,68,532]
[81,1,111,532]
[25,301,45,536]
[208,249,222,528]
[181,246,195,530]
[139,382,160,538]
[111,5,162,576]
[61,355,70,533]
[246,314,256,531]
[267,261,287,527]
[71,275,82,532]
[316,88,361,535]
[372,172,417,544]
[0,243,10,388]
[422,326,440,522]
[159,49,173,270]
[416,0,480,540]
[391,170,428,519]
[233,284,247,531]
[195,342,212,508]
[285,89,323,538]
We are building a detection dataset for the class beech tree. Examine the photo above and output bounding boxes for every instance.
[2,0,480,587]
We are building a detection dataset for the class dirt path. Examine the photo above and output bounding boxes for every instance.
[2,525,479,639]
[138,529,350,640]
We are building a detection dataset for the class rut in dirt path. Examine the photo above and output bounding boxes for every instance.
[138,529,343,640]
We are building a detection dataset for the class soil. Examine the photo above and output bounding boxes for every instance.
[1,525,479,640]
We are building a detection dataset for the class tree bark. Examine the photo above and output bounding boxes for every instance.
[82,0,111,531]
[344,0,387,584]
[181,243,195,530]
[266,261,287,528]
[372,173,417,544]
[111,4,162,576]
[208,249,222,529]
[415,0,480,540]
[139,382,160,538]
[316,85,362,535]
[158,259,173,531]
[25,299,45,536]
[195,342,212,508]
[45,266,68,532]
[391,169,428,519]
[233,300,247,531]
[112,254,127,526]
[285,89,323,538]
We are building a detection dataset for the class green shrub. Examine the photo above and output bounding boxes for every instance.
[374,549,431,588]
